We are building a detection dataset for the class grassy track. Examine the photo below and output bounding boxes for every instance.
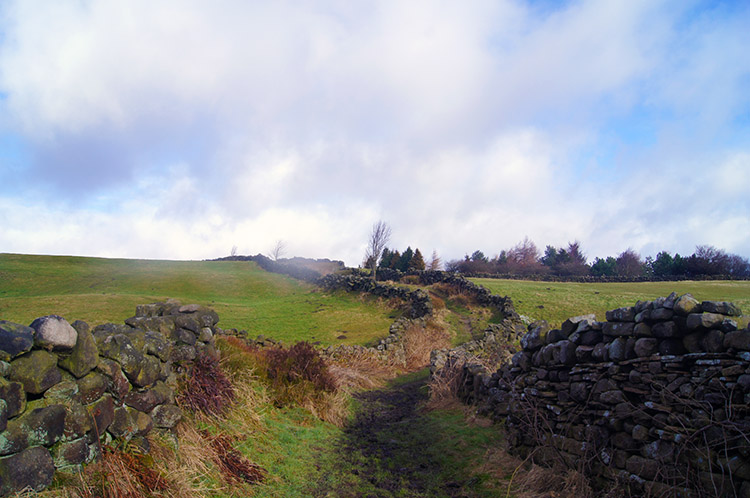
[0,253,395,346]
[473,278,750,328]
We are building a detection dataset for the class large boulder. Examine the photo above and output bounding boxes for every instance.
[0,446,55,495]
[0,321,34,361]
[9,350,63,394]
[30,315,77,351]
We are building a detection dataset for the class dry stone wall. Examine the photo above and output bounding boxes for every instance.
[0,301,219,496]
[452,292,750,497]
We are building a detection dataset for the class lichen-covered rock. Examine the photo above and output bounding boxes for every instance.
[687,312,725,330]
[9,350,63,394]
[0,321,34,361]
[30,315,78,351]
[673,294,701,315]
[521,322,549,351]
[602,322,635,337]
[0,379,25,419]
[0,446,55,495]
[144,331,172,361]
[61,401,92,440]
[98,334,145,383]
[174,314,201,333]
[150,404,182,428]
[561,315,596,337]
[43,379,79,404]
[108,406,152,440]
[606,307,636,322]
[76,371,110,404]
[702,301,742,316]
[124,385,168,412]
[88,395,115,435]
[20,405,66,447]
[58,320,99,378]
[0,417,27,456]
[0,401,6,433]
[171,327,197,346]
[634,337,658,357]
[724,330,750,351]
[52,437,89,469]
[96,359,131,400]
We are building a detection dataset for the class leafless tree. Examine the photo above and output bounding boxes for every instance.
[230,245,238,257]
[428,250,442,271]
[365,221,391,280]
[269,239,287,261]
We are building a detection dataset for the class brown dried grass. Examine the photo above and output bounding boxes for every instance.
[426,359,466,411]
[402,320,451,370]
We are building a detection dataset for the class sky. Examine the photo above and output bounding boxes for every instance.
[0,0,748,267]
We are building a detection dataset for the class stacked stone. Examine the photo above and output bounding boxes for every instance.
[0,301,219,496]
[455,293,750,497]
[317,273,434,318]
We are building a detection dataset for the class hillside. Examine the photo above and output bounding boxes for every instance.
[0,253,395,346]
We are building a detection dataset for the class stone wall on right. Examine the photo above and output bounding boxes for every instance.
[457,292,750,497]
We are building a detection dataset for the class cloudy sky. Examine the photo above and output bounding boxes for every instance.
[0,0,748,266]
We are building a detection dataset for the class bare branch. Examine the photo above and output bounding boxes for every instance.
[365,221,391,280]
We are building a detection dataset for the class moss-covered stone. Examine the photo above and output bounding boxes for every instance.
[144,330,172,361]
[51,437,89,469]
[20,405,66,447]
[96,358,131,400]
[98,334,144,384]
[150,404,182,428]
[108,407,140,440]
[0,379,25,419]
[88,395,114,436]
[133,354,160,387]
[61,401,92,441]
[0,400,6,433]
[0,320,34,362]
[124,386,168,412]
[0,446,55,495]
[76,371,110,405]
[9,350,63,395]
[58,320,99,378]
[0,418,28,456]
[43,379,79,404]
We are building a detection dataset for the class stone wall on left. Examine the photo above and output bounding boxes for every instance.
[0,300,219,496]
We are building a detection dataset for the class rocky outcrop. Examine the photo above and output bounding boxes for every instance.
[0,300,219,496]
[450,293,750,497]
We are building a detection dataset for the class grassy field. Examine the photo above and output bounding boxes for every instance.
[472,278,750,328]
[0,253,396,346]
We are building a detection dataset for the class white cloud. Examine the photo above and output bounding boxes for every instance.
[0,0,748,264]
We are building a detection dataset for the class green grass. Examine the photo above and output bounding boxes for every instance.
[0,253,395,346]
[472,278,750,328]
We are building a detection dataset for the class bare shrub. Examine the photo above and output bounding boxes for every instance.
[177,352,235,417]
[265,341,337,393]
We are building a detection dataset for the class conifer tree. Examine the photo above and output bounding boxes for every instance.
[409,248,426,270]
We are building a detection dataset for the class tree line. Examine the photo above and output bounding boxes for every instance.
[445,238,750,279]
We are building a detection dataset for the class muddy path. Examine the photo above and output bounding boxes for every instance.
[306,374,494,498]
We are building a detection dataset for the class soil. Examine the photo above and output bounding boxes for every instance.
[307,375,481,498]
